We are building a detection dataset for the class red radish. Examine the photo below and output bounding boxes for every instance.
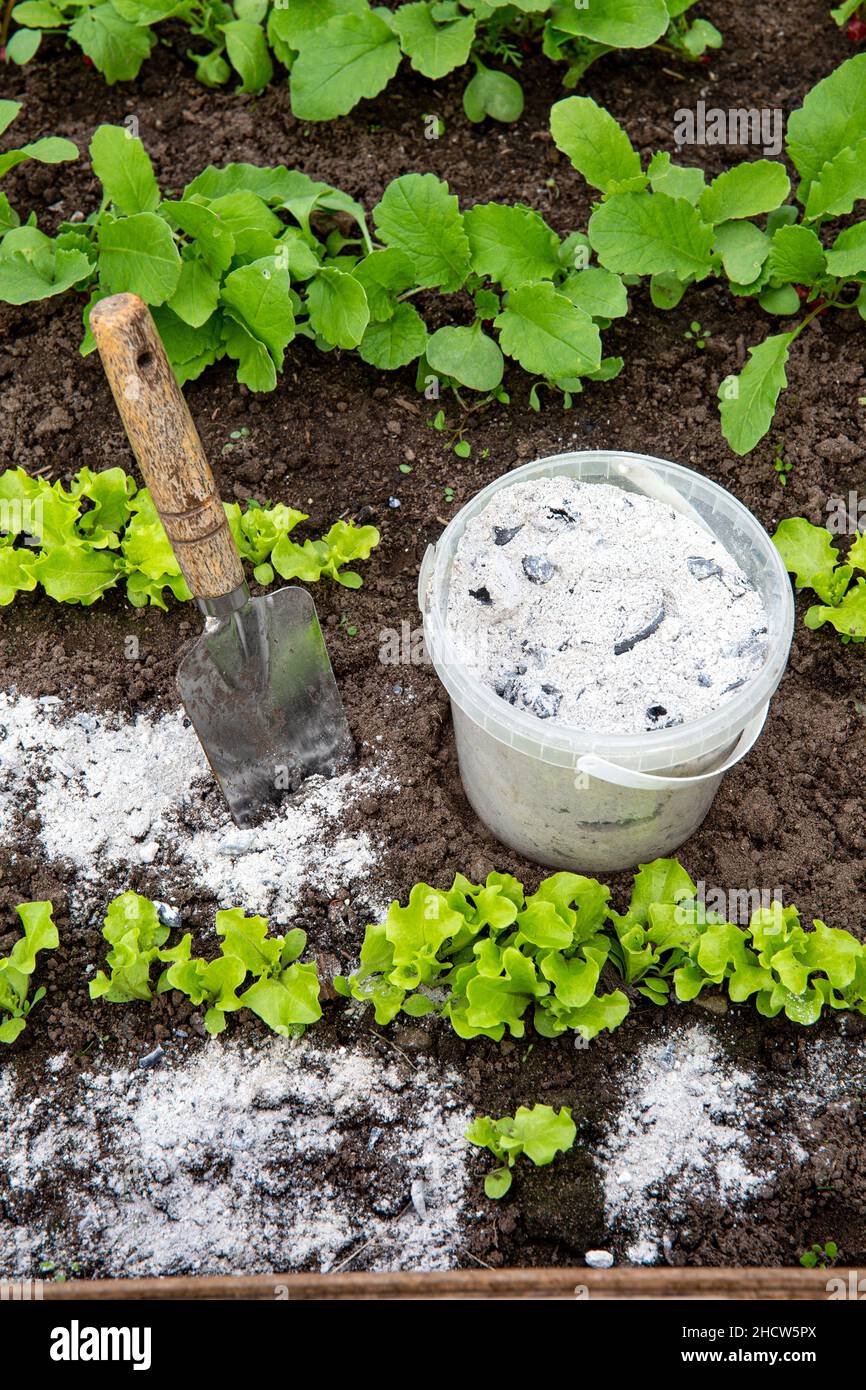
[83,55,93,66]
[795,285,809,300]
[848,15,866,42]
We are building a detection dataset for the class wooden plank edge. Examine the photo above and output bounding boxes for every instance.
[39,1267,845,1301]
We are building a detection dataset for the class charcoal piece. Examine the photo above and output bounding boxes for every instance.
[493,525,523,547]
[468,586,492,605]
[645,704,683,729]
[494,673,562,719]
[528,683,562,719]
[722,677,746,693]
[697,672,712,688]
[724,628,768,660]
[687,556,722,581]
[494,665,526,700]
[548,505,580,523]
[522,555,555,584]
[614,605,666,655]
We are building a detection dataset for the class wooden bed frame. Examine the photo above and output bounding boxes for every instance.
[40,1267,842,1300]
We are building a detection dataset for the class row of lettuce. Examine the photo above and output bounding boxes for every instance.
[0,464,379,608]
[5,856,866,1046]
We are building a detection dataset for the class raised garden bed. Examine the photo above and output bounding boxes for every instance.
[1,0,865,1291]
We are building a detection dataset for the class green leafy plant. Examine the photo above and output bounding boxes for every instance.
[0,122,626,406]
[466,1103,576,1198]
[831,1,866,44]
[89,891,179,1003]
[610,862,866,1026]
[0,465,379,609]
[684,318,708,349]
[773,517,866,640]
[335,869,630,1043]
[800,1239,839,1269]
[0,99,77,236]
[0,901,58,1042]
[773,441,792,487]
[340,856,866,1043]
[3,1,721,114]
[551,53,866,453]
[91,895,322,1037]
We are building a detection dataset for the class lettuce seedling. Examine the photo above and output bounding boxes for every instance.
[158,938,247,1037]
[466,1103,577,1199]
[89,892,174,1003]
[216,909,322,1037]
[93,897,323,1037]
[342,857,866,1043]
[338,870,629,1043]
[773,518,866,641]
[607,857,702,1004]
[0,902,59,1043]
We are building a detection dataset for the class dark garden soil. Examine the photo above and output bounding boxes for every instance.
[1,0,865,1277]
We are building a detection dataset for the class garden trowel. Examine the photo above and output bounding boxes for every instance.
[91,293,353,827]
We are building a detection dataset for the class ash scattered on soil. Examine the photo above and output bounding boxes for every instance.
[1,0,864,1274]
[0,691,394,923]
[597,1020,866,1267]
[0,1035,479,1277]
[600,1024,768,1264]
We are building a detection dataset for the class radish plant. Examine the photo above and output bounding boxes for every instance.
[0,120,625,403]
[551,53,866,453]
[0,465,379,609]
[831,1,866,44]
[466,1103,576,1198]
[2,0,721,112]
[0,99,77,235]
[0,902,58,1043]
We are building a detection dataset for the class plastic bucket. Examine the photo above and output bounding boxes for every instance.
[419,450,794,872]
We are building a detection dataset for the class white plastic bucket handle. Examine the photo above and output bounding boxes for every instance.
[575,702,769,791]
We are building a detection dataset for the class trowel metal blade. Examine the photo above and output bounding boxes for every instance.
[178,585,353,828]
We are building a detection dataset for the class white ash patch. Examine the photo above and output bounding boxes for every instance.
[447,477,768,734]
[0,693,391,920]
[598,1025,767,1264]
[0,1037,474,1277]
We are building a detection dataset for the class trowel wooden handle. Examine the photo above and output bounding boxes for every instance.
[90,293,244,601]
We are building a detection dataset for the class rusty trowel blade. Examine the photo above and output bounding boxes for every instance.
[178,584,353,827]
